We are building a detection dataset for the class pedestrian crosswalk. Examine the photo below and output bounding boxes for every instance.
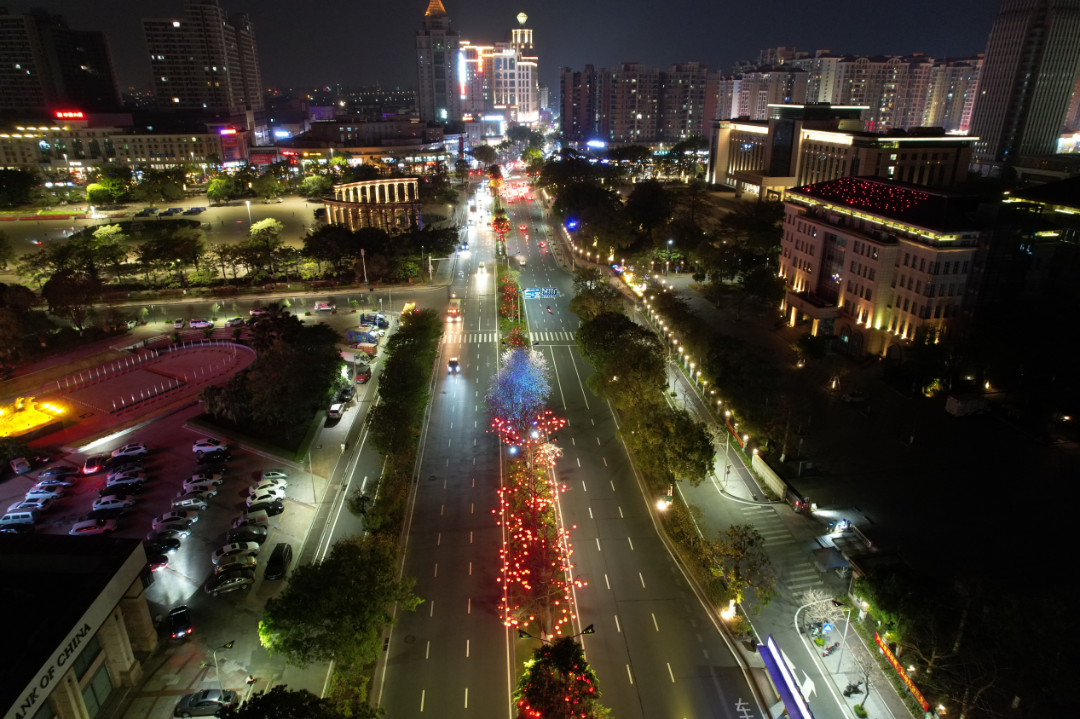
[738,505,826,597]
[442,331,576,344]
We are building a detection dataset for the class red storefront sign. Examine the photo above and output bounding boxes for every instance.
[874,633,929,711]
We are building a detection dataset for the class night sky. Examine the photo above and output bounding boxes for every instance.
[13,0,998,95]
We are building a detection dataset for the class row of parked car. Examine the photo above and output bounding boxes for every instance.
[134,207,206,218]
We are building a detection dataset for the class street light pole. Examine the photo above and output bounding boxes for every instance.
[835,603,853,673]
[245,200,252,225]
[212,641,235,694]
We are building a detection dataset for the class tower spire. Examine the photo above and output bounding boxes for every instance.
[424,0,447,17]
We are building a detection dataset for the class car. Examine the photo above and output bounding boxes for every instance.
[176,487,217,502]
[246,489,284,506]
[69,519,116,535]
[190,470,224,482]
[105,454,142,470]
[841,391,868,404]
[9,457,31,475]
[260,471,288,484]
[192,438,225,454]
[106,463,143,479]
[106,476,146,492]
[8,498,51,513]
[211,542,261,564]
[93,495,136,511]
[147,528,190,542]
[26,485,65,500]
[189,319,213,329]
[327,403,344,419]
[539,240,547,248]
[227,525,268,544]
[197,449,232,464]
[247,481,286,496]
[152,511,198,531]
[246,500,285,516]
[120,319,138,329]
[248,308,269,316]
[111,443,148,458]
[165,606,193,639]
[83,454,107,474]
[203,571,254,597]
[78,508,128,522]
[263,542,293,580]
[354,366,372,385]
[314,302,335,312]
[183,479,222,495]
[148,554,169,572]
[263,197,284,204]
[225,317,245,327]
[173,689,238,717]
[477,261,486,274]
[215,555,257,574]
[34,476,76,488]
[518,224,526,231]
[146,537,182,555]
[39,465,79,479]
[0,523,34,535]
[518,256,526,267]
[336,386,355,403]
[448,358,460,373]
[108,469,146,483]
[173,319,185,329]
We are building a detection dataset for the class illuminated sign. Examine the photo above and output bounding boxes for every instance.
[54,110,84,119]
[732,123,769,135]
[219,128,237,135]
[760,636,813,719]
[803,130,853,146]
[875,634,929,711]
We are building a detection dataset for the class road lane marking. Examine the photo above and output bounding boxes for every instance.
[626,665,634,684]
[468,597,471,614]
[604,573,610,589]
[450,422,453,429]
[426,641,430,658]
[471,503,474,513]
[464,688,469,708]
[469,562,472,575]
[596,538,601,551]
[470,531,473,543]
[588,507,593,518]
[434,564,438,577]
[609,480,615,491]
[596,437,601,445]
[603,457,607,466]
[466,640,470,657]
[619,507,624,518]
[639,572,646,588]
[628,537,634,550]
[582,480,586,491]
[667,663,675,683]
[703,649,709,659]
[430,601,434,616]
[437,533,441,546]
[420,690,425,712]
[577,458,581,467]
[615,615,621,632]
[572,437,575,445]
[440,505,444,515]
[591,418,594,425]
[652,613,659,631]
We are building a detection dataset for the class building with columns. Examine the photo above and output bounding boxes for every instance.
[324,177,423,233]
[1,536,157,719]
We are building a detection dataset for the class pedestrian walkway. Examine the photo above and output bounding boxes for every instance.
[441,330,576,344]
[739,504,826,597]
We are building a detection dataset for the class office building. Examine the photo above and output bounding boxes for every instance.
[0,536,158,719]
[142,0,266,143]
[780,176,981,358]
[706,104,976,199]
[415,0,460,122]
[0,8,121,115]
[969,0,1080,171]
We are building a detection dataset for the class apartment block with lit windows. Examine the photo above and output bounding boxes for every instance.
[779,176,980,359]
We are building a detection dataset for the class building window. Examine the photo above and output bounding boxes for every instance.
[80,662,114,719]
[904,253,910,266]
[961,261,968,274]
[71,635,102,680]
[919,258,926,272]
[903,298,910,311]
[868,268,875,281]
[865,289,872,302]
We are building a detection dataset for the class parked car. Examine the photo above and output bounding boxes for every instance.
[248,308,269,316]
[0,523,34,535]
[78,508,128,522]
[69,519,116,535]
[246,490,284,506]
[263,542,293,580]
[247,483,286,500]
[190,470,224,482]
[146,537,182,555]
[355,366,372,384]
[107,463,143,479]
[152,511,198,531]
[314,302,335,312]
[108,470,146,483]
[40,465,79,479]
[9,457,31,475]
[173,689,237,717]
[189,319,213,329]
[83,454,107,474]
[192,438,225,454]
[246,500,285,516]
[166,606,193,639]
[105,455,142,470]
[93,495,136,511]
[225,317,245,327]
[26,485,65,500]
[173,319,185,329]
[211,542,260,564]
[215,556,257,574]
[34,476,76,488]
[184,479,222,495]
[111,443,148,458]
[8,498,51,513]
[226,526,268,545]
[336,386,354,403]
[197,449,232,464]
[203,571,255,597]
[327,403,344,419]
[841,391,868,404]
[148,555,169,572]
[147,528,190,542]
[176,487,216,501]
[259,471,288,484]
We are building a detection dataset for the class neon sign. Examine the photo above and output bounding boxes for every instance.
[54,110,84,119]
[219,128,237,135]
[875,633,929,711]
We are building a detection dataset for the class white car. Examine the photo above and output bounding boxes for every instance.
[249,308,269,316]
[26,484,65,500]
[246,490,284,506]
[93,495,136,511]
[9,457,31,475]
[190,471,224,482]
[33,476,76,488]
[8,499,51,513]
[111,443,148,458]
[477,261,486,274]
[173,318,185,329]
[210,542,261,564]
[184,479,222,494]
[107,464,142,480]
[108,470,146,483]
[192,438,225,454]
[189,318,214,329]
[260,471,288,485]
[247,483,286,499]
[225,317,246,327]
[152,511,199,530]
[70,519,116,536]
[314,302,335,312]
[176,488,217,501]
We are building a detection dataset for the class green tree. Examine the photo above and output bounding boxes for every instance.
[567,268,624,322]
[206,176,236,205]
[0,231,14,269]
[252,174,285,200]
[471,144,497,165]
[250,218,285,275]
[219,686,362,719]
[41,271,102,330]
[0,437,33,465]
[625,181,674,233]
[0,169,38,207]
[710,525,778,606]
[514,637,609,719]
[300,175,332,198]
[259,534,421,668]
[85,182,118,205]
[453,158,469,185]
[131,170,184,205]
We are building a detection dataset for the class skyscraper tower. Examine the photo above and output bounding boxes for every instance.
[969,0,1080,170]
[415,0,460,122]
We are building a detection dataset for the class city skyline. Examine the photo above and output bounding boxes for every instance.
[5,0,998,96]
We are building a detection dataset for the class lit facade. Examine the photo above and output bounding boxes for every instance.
[415,0,460,122]
[780,177,981,358]
[660,62,710,141]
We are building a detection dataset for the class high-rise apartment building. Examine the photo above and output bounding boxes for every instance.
[969,0,1080,170]
[660,62,709,141]
[0,8,121,115]
[597,63,661,143]
[415,0,460,122]
[922,57,984,134]
[559,65,598,142]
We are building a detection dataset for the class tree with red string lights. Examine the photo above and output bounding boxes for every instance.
[515,636,609,719]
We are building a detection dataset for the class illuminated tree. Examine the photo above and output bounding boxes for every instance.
[486,348,551,442]
[515,637,609,719]
[492,209,511,242]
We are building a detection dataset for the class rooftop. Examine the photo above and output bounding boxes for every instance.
[0,535,143,712]
[788,176,980,233]
[1010,176,1080,211]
